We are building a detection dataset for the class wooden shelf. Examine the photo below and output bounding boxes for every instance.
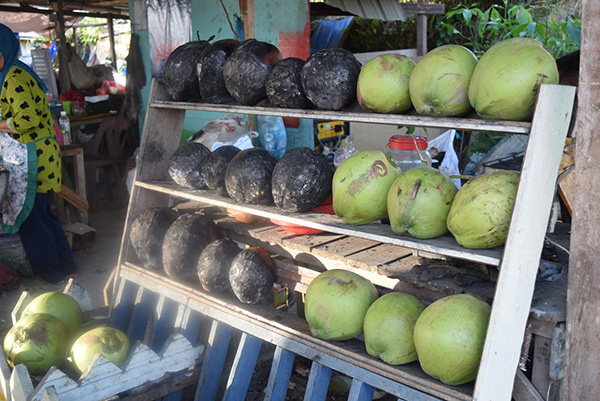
[119,262,475,401]
[150,99,533,134]
[116,80,576,401]
[135,180,504,267]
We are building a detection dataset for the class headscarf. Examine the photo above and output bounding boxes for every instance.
[0,23,47,98]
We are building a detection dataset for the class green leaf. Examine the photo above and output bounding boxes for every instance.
[566,23,581,47]
[510,24,528,37]
[462,9,473,24]
[517,7,533,25]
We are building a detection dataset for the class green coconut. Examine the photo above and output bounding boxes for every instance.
[468,37,559,121]
[387,166,458,239]
[333,151,401,225]
[363,292,426,365]
[447,171,520,249]
[70,327,131,374]
[356,54,416,113]
[304,269,379,341]
[413,294,491,385]
[21,292,83,338]
[4,313,68,376]
[409,45,478,117]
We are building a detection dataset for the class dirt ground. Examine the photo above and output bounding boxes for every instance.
[0,205,127,338]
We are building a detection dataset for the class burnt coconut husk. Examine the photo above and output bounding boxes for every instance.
[162,213,223,280]
[163,40,211,101]
[198,39,241,103]
[168,142,211,189]
[229,247,276,305]
[225,148,277,205]
[301,48,362,110]
[197,238,242,293]
[272,147,333,212]
[223,38,282,106]
[266,57,313,109]
[130,207,179,270]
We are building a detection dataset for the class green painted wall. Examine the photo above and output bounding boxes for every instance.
[131,0,314,151]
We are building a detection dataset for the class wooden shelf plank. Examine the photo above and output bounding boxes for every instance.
[134,180,504,267]
[150,100,532,134]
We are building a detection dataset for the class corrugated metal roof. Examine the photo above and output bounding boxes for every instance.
[324,0,407,21]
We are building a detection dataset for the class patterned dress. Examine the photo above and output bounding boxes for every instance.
[0,65,61,193]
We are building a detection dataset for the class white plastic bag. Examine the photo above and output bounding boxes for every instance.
[428,129,461,188]
[192,115,254,151]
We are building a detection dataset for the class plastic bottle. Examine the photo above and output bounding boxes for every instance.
[386,135,432,172]
[257,116,286,159]
[59,111,72,146]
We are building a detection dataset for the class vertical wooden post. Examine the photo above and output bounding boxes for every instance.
[53,0,71,92]
[562,0,600,398]
[108,16,118,69]
[416,0,427,57]
[239,0,254,39]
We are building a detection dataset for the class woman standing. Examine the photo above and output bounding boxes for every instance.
[0,23,77,284]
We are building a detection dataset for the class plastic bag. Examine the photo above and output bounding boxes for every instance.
[192,115,253,151]
[257,116,287,159]
[68,46,97,90]
[428,129,461,188]
[147,0,192,82]
[333,134,359,167]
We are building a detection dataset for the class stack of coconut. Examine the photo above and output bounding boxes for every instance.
[304,269,491,386]
[161,35,558,121]
[3,292,130,378]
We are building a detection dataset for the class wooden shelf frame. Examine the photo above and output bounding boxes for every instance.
[114,79,576,401]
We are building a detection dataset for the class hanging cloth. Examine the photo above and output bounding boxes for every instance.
[0,132,38,234]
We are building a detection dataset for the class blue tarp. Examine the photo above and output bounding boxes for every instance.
[310,17,353,54]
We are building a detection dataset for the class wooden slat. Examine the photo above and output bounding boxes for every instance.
[473,84,576,401]
[135,180,504,267]
[58,185,90,212]
[195,321,233,401]
[127,286,158,343]
[305,362,332,400]
[512,370,545,401]
[348,379,375,401]
[264,347,296,401]
[24,333,203,401]
[148,295,179,352]
[557,138,575,215]
[150,100,532,134]
[222,333,263,401]
[109,278,139,333]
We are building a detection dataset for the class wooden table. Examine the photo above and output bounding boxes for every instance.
[70,112,118,129]
[60,146,88,224]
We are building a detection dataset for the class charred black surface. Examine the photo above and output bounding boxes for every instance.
[225,148,278,205]
[130,207,179,271]
[197,238,242,293]
[301,48,362,110]
[163,40,211,101]
[162,213,224,280]
[229,247,276,305]
[198,39,241,103]
[266,57,313,109]
[272,147,333,212]
[223,39,283,106]
[168,142,211,189]
[201,145,241,196]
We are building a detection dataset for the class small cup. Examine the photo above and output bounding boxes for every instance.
[62,101,71,116]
